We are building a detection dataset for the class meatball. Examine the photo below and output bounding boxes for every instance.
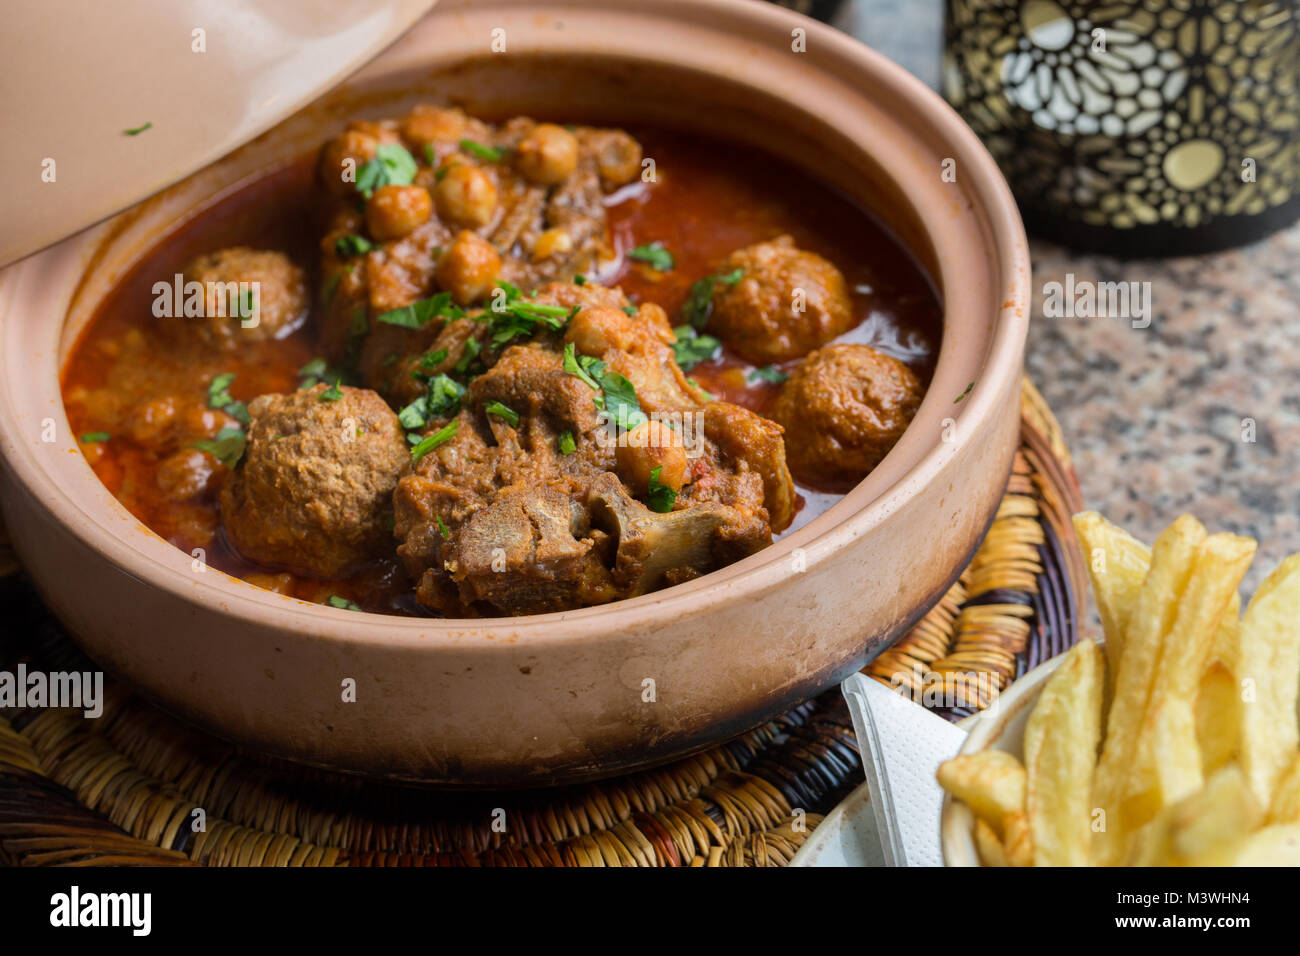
[709,236,854,364]
[179,248,307,350]
[220,385,409,578]
[770,344,922,491]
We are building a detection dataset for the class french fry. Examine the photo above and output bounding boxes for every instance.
[1072,512,1150,686]
[1189,822,1300,866]
[1023,639,1103,866]
[1090,514,1206,866]
[936,750,1026,841]
[1238,554,1300,808]
[1002,810,1034,867]
[1129,765,1261,865]
[973,818,1010,867]
[1127,533,1256,822]
[1267,752,1300,824]
[1195,625,1241,775]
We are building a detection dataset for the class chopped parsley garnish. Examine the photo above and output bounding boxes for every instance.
[747,364,788,385]
[647,466,678,514]
[206,372,250,423]
[598,371,647,431]
[326,595,361,611]
[355,143,418,198]
[436,515,451,539]
[459,138,507,162]
[558,431,576,455]
[670,326,721,371]
[563,342,606,391]
[622,305,638,317]
[687,378,716,401]
[398,373,466,429]
[376,291,465,329]
[484,284,572,346]
[123,122,152,136]
[419,348,450,371]
[573,275,587,286]
[628,242,675,272]
[484,401,519,427]
[207,372,237,409]
[335,234,374,257]
[454,337,482,376]
[298,356,343,391]
[193,427,247,469]
[80,432,110,444]
[410,419,459,464]
[319,381,344,402]
[682,267,744,330]
[955,381,975,403]
[423,142,437,166]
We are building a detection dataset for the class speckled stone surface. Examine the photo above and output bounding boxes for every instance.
[1026,232,1300,593]
[841,0,1300,591]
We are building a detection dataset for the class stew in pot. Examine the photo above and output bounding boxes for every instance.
[62,107,941,617]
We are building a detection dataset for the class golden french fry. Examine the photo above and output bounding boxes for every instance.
[1238,554,1300,809]
[1195,639,1240,775]
[1073,511,1150,685]
[973,818,1009,867]
[1128,765,1261,866]
[1189,822,1300,866]
[1024,639,1104,866]
[1002,811,1034,867]
[936,750,1026,840]
[1091,514,1206,865]
[1128,534,1256,822]
[1268,752,1300,824]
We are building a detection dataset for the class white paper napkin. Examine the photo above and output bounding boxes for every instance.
[841,673,968,867]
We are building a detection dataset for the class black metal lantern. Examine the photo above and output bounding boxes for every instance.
[945,0,1300,256]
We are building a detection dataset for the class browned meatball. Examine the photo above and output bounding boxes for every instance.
[220,385,409,578]
[178,248,307,350]
[709,236,854,364]
[771,344,922,491]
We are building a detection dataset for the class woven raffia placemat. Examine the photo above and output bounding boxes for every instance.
[0,379,1084,867]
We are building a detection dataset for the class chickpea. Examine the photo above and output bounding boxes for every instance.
[435,231,502,305]
[157,448,220,501]
[532,227,573,261]
[616,420,688,498]
[401,105,468,153]
[433,163,498,228]
[515,123,579,185]
[593,131,643,188]
[125,396,179,449]
[366,184,433,241]
[564,306,636,356]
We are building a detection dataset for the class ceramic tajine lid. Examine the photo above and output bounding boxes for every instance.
[0,0,436,268]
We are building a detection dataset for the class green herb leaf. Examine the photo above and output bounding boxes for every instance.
[224,401,251,426]
[298,357,328,378]
[335,234,374,257]
[558,431,576,455]
[622,305,638,316]
[563,343,604,391]
[423,142,437,166]
[326,595,361,611]
[682,268,743,330]
[628,242,675,272]
[484,400,519,428]
[436,515,451,539]
[80,431,110,444]
[747,364,788,385]
[123,121,152,136]
[419,348,450,371]
[193,427,247,469]
[427,374,467,418]
[459,138,507,162]
[410,419,460,464]
[600,372,647,431]
[955,381,975,403]
[647,465,678,514]
[376,291,464,329]
[319,382,344,402]
[670,325,722,371]
[573,275,587,286]
[355,142,419,198]
[687,377,716,402]
[453,337,482,376]
[207,372,237,410]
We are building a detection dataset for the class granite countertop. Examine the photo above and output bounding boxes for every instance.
[841,0,1300,592]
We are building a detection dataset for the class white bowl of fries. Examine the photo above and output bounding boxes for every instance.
[940,511,1300,866]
